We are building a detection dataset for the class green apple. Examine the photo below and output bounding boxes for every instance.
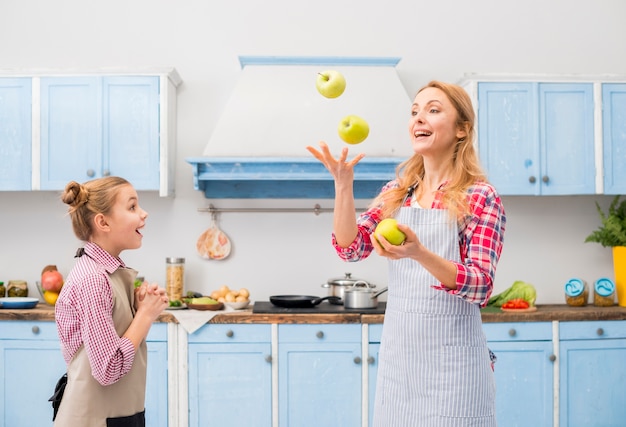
[338,115,369,144]
[316,70,346,98]
[374,218,406,246]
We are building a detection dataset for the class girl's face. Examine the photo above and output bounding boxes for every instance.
[102,185,148,256]
[408,87,465,159]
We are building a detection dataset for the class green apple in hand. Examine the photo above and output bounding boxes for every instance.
[374,218,406,246]
[316,70,346,98]
[338,115,369,144]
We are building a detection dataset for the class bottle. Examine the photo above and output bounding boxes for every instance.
[0,281,5,297]
[593,277,615,306]
[165,258,185,302]
[564,278,588,307]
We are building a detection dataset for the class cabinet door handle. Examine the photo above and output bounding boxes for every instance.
[508,328,517,337]
[103,169,110,177]
[226,330,234,338]
[353,356,362,365]
[542,175,549,183]
[31,325,40,334]
[549,354,556,362]
[87,169,95,178]
[528,176,536,184]
[367,356,375,365]
[597,328,604,336]
[265,355,272,363]
[316,331,324,339]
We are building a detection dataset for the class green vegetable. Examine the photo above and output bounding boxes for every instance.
[487,281,537,307]
[585,195,626,247]
[169,300,182,307]
[186,290,203,298]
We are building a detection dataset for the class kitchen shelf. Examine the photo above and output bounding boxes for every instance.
[186,157,403,199]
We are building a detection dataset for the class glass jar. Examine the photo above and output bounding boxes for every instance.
[7,280,28,297]
[593,277,616,306]
[165,257,185,302]
[564,278,588,307]
[0,281,5,297]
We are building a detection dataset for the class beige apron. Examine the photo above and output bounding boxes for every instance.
[54,267,147,427]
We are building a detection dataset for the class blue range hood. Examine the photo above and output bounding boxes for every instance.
[186,156,403,199]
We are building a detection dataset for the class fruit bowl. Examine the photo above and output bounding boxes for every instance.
[224,300,250,310]
[187,302,224,311]
[36,281,60,306]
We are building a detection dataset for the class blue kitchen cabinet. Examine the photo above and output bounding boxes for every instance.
[278,324,362,427]
[39,76,159,190]
[145,323,168,427]
[367,324,382,427]
[188,324,272,427]
[483,322,554,427]
[0,78,32,190]
[559,320,626,427]
[477,82,595,195]
[602,84,626,194]
[0,320,66,427]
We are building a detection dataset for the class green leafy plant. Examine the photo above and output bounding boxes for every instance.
[585,195,626,247]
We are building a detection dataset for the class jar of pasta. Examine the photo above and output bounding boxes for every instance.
[593,277,615,306]
[564,278,588,307]
[165,257,185,302]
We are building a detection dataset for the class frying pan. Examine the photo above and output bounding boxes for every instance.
[269,295,341,308]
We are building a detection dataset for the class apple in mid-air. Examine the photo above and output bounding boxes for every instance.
[374,218,406,246]
[316,70,346,98]
[338,115,369,144]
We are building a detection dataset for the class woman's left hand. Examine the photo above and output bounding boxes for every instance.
[371,223,421,260]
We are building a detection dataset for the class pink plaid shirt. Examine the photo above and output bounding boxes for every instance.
[332,181,506,307]
[55,242,136,386]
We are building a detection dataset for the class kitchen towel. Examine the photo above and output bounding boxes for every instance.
[166,306,235,334]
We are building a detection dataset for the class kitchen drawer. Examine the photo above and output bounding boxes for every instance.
[483,322,552,341]
[0,320,58,340]
[559,320,626,340]
[279,324,361,343]
[369,323,383,343]
[188,324,270,343]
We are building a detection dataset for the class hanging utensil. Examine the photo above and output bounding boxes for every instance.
[196,211,232,260]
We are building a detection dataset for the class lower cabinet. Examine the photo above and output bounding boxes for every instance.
[278,324,362,427]
[559,320,626,427]
[0,321,66,427]
[483,322,555,427]
[188,324,272,427]
[0,320,167,427]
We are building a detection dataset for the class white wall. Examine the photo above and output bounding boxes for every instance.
[0,0,624,304]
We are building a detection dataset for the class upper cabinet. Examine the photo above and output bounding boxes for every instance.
[476,82,595,195]
[602,83,626,195]
[463,75,626,196]
[0,69,181,196]
[0,78,32,190]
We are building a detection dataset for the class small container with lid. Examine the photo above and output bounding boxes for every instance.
[165,257,185,302]
[564,278,588,306]
[593,277,615,306]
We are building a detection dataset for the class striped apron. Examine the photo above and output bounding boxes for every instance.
[373,206,496,427]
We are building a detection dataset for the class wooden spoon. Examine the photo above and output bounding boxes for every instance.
[196,212,232,260]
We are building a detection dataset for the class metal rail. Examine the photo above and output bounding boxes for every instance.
[197,203,336,216]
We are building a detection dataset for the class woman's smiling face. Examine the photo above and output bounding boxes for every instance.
[408,87,465,159]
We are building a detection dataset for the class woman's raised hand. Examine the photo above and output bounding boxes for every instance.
[306,141,365,184]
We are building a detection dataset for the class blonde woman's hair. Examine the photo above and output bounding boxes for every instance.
[61,176,131,242]
[373,80,487,219]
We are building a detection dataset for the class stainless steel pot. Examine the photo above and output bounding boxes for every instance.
[343,281,388,309]
[321,273,376,300]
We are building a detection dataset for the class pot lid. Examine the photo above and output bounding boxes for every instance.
[327,273,375,287]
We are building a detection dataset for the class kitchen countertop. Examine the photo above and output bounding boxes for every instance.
[2,303,626,324]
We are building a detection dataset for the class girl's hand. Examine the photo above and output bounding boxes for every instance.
[135,283,169,318]
[371,223,421,260]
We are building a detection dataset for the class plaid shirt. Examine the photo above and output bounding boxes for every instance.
[55,242,136,386]
[332,181,506,307]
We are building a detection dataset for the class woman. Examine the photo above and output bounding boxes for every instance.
[54,176,169,427]
[307,81,506,426]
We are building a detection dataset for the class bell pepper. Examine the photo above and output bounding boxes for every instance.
[501,298,530,309]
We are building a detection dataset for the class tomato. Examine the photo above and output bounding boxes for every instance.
[502,298,530,309]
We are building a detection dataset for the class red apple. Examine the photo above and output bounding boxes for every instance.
[42,270,64,292]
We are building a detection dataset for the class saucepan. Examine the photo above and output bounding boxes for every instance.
[343,281,388,309]
[269,295,341,308]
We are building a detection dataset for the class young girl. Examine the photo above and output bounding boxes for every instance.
[53,176,169,427]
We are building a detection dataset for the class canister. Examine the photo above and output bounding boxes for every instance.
[593,277,615,306]
[165,257,185,302]
[564,278,588,306]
